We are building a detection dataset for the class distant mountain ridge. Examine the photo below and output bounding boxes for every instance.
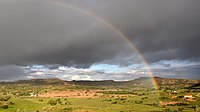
[1,78,69,85]
[0,77,199,87]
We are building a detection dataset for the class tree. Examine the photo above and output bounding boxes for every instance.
[56,98,62,105]
[47,100,57,106]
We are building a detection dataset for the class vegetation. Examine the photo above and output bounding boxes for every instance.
[0,77,199,112]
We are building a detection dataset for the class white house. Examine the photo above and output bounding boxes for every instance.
[184,94,193,99]
[30,92,37,97]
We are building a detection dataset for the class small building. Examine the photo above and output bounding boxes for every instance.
[184,94,193,99]
[172,96,177,98]
[172,90,177,94]
[184,94,195,101]
[30,92,37,98]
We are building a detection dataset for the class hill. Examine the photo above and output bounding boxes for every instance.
[124,77,200,87]
[0,78,69,85]
[0,77,199,87]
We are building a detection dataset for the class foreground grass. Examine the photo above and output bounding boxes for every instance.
[0,96,163,112]
[0,84,199,112]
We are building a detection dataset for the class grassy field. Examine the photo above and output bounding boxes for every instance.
[0,78,199,112]
[0,94,162,112]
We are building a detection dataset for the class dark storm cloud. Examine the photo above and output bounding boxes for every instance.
[0,65,27,81]
[65,0,200,62]
[152,64,200,80]
[0,0,200,66]
[0,0,132,67]
[110,0,200,62]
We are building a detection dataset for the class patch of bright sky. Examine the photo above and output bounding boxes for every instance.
[28,64,143,74]
[89,64,129,73]
[20,59,200,81]
[27,60,200,74]
[32,65,45,69]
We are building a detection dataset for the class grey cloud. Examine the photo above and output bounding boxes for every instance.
[152,64,200,80]
[0,0,132,67]
[0,65,27,81]
[66,0,200,63]
[0,0,200,67]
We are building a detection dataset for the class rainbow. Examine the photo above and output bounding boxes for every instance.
[47,0,160,97]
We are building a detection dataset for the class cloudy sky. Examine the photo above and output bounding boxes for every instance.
[0,0,200,81]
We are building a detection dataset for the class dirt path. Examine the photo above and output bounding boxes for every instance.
[38,90,103,98]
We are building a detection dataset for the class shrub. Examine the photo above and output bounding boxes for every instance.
[164,108,171,112]
[18,92,31,96]
[0,104,9,109]
[160,96,169,100]
[64,101,72,105]
[0,96,11,101]
[47,100,57,106]
[153,102,159,107]
[119,98,127,101]
[178,108,184,111]
[38,99,43,102]
[9,102,15,105]
[93,94,98,97]
[111,101,118,104]
[135,100,143,104]
[56,98,62,105]
[63,107,73,112]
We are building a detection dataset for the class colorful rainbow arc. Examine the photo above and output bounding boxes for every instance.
[48,0,160,97]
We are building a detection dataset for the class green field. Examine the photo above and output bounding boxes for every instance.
[0,92,162,112]
[0,78,200,112]
[0,97,162,112]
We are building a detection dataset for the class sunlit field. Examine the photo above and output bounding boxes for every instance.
[0,78,199,112]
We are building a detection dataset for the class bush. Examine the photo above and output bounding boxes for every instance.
[47,100,57,106]
[160,96,169,100]
[153,102,159,107]
[111,101,117,104]
[164,108,171,112]
[0,104,8,109]
[135,100,143,104]
[93,94,98,97]
[64,101,72,105]
[178,108,184,111]
[38,99,43,102]
[63,107,73,112]
[9,102,15,105]
[18,92,30,96]
[56,98,62,105]
[119,98,127,101]
[0,96,11,101]
[141,97,148,100]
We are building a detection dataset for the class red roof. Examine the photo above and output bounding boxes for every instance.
[185,94,192,96]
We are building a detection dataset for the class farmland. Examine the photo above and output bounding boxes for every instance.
[0,77,199,112]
